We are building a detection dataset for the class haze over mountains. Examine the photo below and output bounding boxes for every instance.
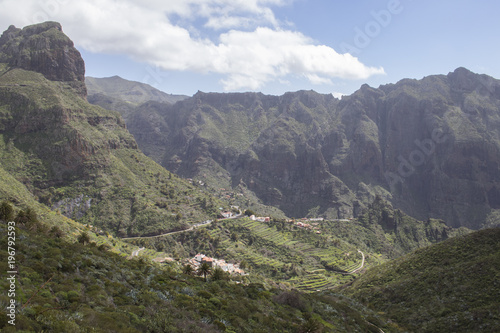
[89,66,500,230]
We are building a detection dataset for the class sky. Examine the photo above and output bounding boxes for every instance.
[1,0,499,97]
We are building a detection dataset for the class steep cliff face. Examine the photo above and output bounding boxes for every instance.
[0,21,86,97]
[0,23,219,236]
[373,69,500,228]
[99,68,500,229]
[124,90,358,218]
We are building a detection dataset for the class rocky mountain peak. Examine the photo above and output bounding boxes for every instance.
[0,21,86,97]
[446,66,481,91]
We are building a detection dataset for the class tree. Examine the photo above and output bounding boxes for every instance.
[0,201,14,221]
[15,208,38,225]
[244,209,255,217]
[198,262,211,282]
[230,232,238,242]
[14,207,40,231]
[239,260,248,270]
[182,264,194,275]
[49,226,65,238]
[77,231,90,245]
[299,316,323,333]
[211,267,227,281]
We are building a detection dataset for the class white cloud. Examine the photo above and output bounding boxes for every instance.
[306,74,333,85]
[0,0,385,91]
[332,92,346,99]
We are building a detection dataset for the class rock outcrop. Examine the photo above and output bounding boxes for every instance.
[0,21,86,97]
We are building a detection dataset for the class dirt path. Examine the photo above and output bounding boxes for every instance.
[344,250,365,274]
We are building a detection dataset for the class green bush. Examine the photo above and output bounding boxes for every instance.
[197,290,213,299]
[77,231,90,245]
[0,201,14,221]
[209,297,221,307]
[67,290,81,303]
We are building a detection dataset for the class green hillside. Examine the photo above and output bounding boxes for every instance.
[0,22,224,237]
[342,228,500,332]
[0,22,495,333]
[0,208,395,333]
[0,66,222,236]
[127,196,468,294]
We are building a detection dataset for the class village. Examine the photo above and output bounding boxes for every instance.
[145,204,354,275]
[218,207,352,235]
[187,253,246,276]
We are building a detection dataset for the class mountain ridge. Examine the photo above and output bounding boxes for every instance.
[341,227,500,332]
[88,67,500,229]
[86,75,188,111]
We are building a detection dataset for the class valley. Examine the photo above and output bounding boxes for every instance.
[0,21,498,332]
[124,198,467,294]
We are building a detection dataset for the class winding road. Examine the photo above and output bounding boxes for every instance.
[122,213,243,241]
[121,220,214,241]
[344,250,365,275]
[131,247,145,257]
[124,213,245,257]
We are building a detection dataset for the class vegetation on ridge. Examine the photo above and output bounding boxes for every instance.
[127,196,469,294]
[341,228,500,332]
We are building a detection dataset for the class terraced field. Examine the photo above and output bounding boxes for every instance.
[206,218,367,291]
[219,236,287,269]
[292,274,340,292]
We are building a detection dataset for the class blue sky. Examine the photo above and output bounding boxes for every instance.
[1,0,499,97]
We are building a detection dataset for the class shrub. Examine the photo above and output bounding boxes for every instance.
[77,232,90,245]
[212,320,226,331]
[67,290,81,303]
[0,201,14,221]
[272,291,310,312]
[209,297,221,307]
[197,290,213,299]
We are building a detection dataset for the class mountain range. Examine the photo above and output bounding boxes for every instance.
[0,21,499,332]
[89,66,500,230]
